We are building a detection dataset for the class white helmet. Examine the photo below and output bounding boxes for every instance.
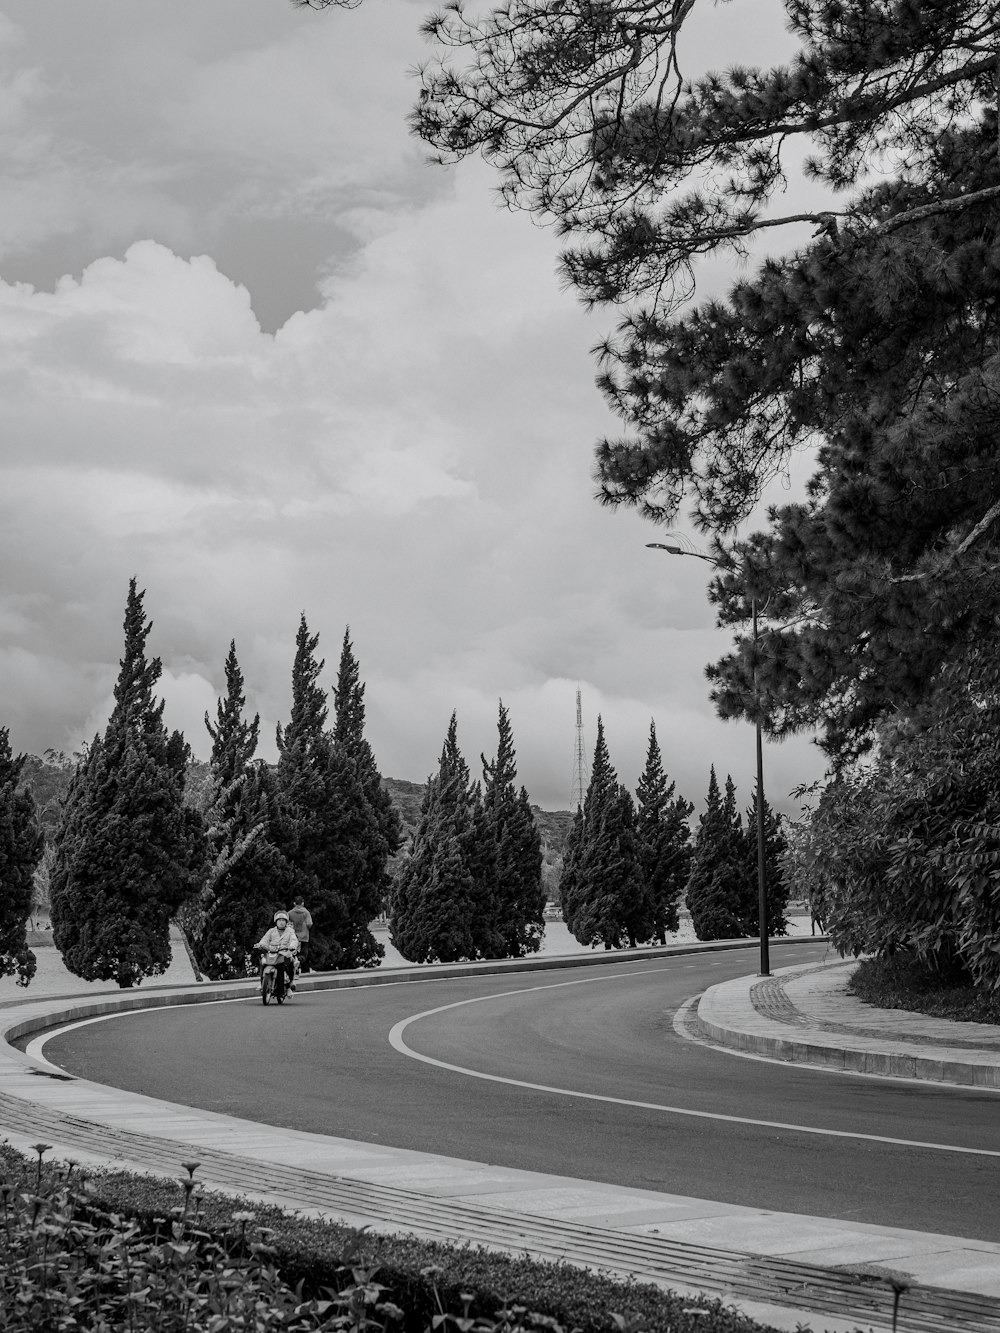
[274,910,289,924]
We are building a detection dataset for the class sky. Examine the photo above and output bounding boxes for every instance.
[0,0,830,815]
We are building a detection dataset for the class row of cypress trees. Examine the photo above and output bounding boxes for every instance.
[0,584,790,987]
[389,707,546,963]
[47,580,401,986]
[561,720,789,949]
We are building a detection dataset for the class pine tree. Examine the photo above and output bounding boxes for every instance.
[744,788,790,939]
[50,581,206,987]
[685,768,748,942]
[481,702,545,957]
[389,714,490,963]
[0,728,43,986]
[414,14,1000,761]
[635,722,693,944]
[182,642,292,980]
[416,4,999,334]
[275,615,384,971]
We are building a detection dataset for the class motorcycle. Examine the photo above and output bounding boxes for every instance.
[257,947,295,1005]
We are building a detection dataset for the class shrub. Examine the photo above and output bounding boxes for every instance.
[0,1144,785,1333]
[848,951,1000,1025]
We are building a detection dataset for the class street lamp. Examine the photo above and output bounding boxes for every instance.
[647,542,770,977]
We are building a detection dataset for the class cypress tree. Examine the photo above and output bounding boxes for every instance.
[562,719,646,948]
[685,768,748,942]
[332,629,403,913]
[481,701,545,957]
[207,640,260,787]
[51,580,206,987]
[183,642,292,979]
[275,615,384,970]
[635,722,693,944]
[574,782,647,949]
[390,713,492,963]
[743,788,790,939]
[558,805,584,934]
[0,728,43,986]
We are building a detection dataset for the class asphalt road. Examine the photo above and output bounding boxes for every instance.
[39,942,1000,1240]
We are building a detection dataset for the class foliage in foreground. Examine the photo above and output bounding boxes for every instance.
[849,952,1000,1027]
[785,649,1000,993]
[0,1144,784,1333]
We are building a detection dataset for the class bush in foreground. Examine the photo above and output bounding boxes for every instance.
[849,952,1000,1026]
[0,1144,784,1333]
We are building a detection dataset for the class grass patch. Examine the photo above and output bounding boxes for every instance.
[0,1142,791,1333]
[848,951,1000,1024]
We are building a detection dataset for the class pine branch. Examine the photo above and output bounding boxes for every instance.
[873,183,1000,235]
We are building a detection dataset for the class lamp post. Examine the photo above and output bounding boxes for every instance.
[647,542,770,976]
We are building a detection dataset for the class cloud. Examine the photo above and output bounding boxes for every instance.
[0,0,829,815]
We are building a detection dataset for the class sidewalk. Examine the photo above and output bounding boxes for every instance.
[2,949,999,1333]
[696,957,1000,1088]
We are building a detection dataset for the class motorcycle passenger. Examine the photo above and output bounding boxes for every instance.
[256,911,299,997]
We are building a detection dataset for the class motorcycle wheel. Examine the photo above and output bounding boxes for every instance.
[261,971,272,1005]
[276,976,285,1004]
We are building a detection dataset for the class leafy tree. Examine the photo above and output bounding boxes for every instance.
[786,647,1000,992]
[685,768,748,941]
[181,642,293,980]
[481,701,546,956]
[390,714,494,962]
[743,788,790,939]
[0,729,43,986]
[275,616,384,970]
[51,581,206,987]
[635,722,692,943]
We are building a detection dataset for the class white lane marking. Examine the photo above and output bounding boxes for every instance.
[388,975,1000,1159]
[26,996,255,1070]
[25,964,672,1073]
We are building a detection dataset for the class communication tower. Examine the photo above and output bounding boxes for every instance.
[571,686,590,812]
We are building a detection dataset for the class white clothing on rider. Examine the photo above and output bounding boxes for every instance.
[256,923,300,956]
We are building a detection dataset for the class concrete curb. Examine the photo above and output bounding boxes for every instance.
[697,961,1000,1089]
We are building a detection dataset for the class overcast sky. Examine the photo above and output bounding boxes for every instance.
[0,0,828,814]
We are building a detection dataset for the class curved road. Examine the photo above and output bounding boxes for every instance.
[37,942,1000,1240]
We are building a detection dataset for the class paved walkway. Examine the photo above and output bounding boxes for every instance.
[697,958,1000,1088]
[2,946,999,1333]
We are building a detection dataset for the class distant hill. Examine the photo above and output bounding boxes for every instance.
[530,805,575,854]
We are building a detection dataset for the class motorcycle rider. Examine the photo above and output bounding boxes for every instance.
[255,910,300,997]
